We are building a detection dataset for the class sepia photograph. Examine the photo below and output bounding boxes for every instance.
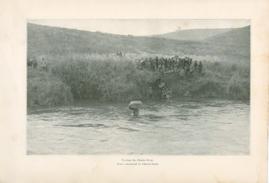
[27,19,250,155]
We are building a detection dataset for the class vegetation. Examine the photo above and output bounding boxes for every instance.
[27,68,73,108]
[27,54,250,108]
[27,23,250,108]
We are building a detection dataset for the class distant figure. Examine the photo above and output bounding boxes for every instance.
[116,51,123,57]
[39,56,49,71]
[128,100,143,117]
[27,57,37,68]
[198,61,203,74]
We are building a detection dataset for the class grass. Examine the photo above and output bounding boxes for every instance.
[27,68,73,108]
[27,54,250,108]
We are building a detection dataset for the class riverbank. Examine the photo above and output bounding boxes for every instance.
[27,55,250,109]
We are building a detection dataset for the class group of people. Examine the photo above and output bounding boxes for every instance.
[27,56,49,71]
[138,56,203,75]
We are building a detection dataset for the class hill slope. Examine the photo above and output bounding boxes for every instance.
[27,23,250,63]
[153,28,231,41]
[27,23,201,57]
[205,26,250,59]
[206,26,250,46]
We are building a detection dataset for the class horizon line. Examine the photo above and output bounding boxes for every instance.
[27,21,250,36]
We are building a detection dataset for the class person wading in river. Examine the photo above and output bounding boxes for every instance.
[128,101,143,117]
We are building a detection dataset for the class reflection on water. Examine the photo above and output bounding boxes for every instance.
[27,99,249,154]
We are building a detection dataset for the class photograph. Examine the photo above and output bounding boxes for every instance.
[27,19,250,155]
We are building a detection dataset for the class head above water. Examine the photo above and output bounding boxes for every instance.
[128,100,143,116]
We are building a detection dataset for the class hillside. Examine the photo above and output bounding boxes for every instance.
[205,26,250,60]
[153,28,231,41]
[206,26,250,46]
[27,23,200,57]
[27,23,250,63]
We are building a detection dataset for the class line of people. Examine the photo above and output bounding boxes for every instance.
[138,56,203,75]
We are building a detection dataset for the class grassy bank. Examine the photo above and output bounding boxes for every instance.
[27,68,73,108]
[27,55,250,108]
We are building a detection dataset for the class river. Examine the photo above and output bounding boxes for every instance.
[27,99,249,155]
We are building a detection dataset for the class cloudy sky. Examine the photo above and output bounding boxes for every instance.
[29,19,250,36]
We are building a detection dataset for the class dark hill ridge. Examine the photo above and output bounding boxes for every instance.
[27,23,250,63]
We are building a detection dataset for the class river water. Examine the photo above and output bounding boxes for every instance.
[27,99,249,155]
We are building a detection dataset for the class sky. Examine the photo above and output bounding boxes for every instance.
[29,19,250,36]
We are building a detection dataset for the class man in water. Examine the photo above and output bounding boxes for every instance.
[128,100,143,117]
[129,107,139,117]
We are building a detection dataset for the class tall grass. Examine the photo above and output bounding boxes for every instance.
[51,56,158,102]
[27,68,73,108]
[27,54,250,108]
